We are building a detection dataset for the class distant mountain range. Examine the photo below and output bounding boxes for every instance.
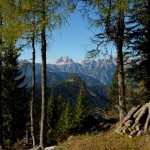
[20,55,116,86]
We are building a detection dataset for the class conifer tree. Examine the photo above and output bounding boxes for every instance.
[126,0,150,102]
[46,89,58,143]
[47,93,72,142]
[75,84,87,126]
[0,0,32,146]
[2,47,27,145]
[56,100,72,140]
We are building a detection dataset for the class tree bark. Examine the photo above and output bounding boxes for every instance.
[40,0,47,148]
[0,14,3,150]
[31,35,36,148]
[0,48,3,150]
[116,3,127,121]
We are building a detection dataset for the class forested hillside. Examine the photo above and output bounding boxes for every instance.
[0,0,149,150]
[48,75,109,108]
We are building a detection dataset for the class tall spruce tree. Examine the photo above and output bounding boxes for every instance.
[126,0,150,102]
[2,47,27,145]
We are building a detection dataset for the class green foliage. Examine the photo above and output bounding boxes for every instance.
[46,83,89,142]
[75,84,87,126]
[46,89,57,143]
[46,90,73,143]
[125,0,150,103]
[51,76,109,109]
[55,100,73,141]
[107,70,118,104]
[2,47,28,145]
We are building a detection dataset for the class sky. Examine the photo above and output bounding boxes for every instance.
[20,10,116,64]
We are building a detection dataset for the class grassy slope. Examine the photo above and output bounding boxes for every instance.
[58,124,150,150]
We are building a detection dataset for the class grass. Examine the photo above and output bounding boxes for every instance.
[57,124,150,150]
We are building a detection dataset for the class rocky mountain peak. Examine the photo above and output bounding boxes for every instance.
[106,55,113,60]
[21,55,116,85]
[55,56,73,65]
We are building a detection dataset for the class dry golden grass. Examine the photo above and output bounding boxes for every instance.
[58,124,150,150]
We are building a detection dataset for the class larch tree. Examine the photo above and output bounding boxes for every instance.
[31,28,36,148]
[115,0,127,121]
[27,1,40,147]
[37,0,73,148]
[5,0,74,148]
[16,1,41,147]
[23,0,60,147]
[81,0,129,121]
[40,0,47,147]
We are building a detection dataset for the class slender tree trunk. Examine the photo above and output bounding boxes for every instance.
[0,50,3,150]
[40,0,47,148]
[145,0,150,101]
[0,14,3,150]
[31,35,36,148]
[116,6,127,121]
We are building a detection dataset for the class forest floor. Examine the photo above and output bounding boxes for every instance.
[58,123,150,150]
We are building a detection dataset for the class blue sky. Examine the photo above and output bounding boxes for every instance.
[20,10,116,64]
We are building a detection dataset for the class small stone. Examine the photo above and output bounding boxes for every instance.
[45,146,58,150]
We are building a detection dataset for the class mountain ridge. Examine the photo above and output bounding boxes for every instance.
[20,55,116,85]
